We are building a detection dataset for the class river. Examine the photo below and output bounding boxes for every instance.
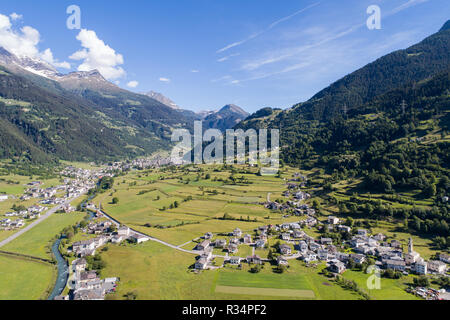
[47,238,69,300]
[47,206,96,300]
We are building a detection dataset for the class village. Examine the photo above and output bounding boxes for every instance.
[51,168,450,301]
[0,167,104,232]
[1,160,449,301]
[187,172,450,300]
[53,205,151,300]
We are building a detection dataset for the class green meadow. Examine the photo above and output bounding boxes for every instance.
[0,255,55,300]
[99,241,360,300]
[342,270,420,300]
[2,212,85,259]
[94,165,297,245]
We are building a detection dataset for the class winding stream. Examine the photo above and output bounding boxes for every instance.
[47,197,96,300]
[47,238,69,300]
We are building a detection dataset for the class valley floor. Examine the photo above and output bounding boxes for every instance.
[0,163,446,300]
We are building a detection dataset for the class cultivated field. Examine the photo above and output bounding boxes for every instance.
[94,165,297,245]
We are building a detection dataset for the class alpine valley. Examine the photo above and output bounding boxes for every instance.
[0,4,449,304]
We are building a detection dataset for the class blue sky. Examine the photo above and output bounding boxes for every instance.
[0,0,448,112]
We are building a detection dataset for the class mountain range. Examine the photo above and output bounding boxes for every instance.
[142,91,250,131]
[202,104,249,132]
[0,46,250,163]
[143,91,180,110]
[0,47,191,162]
[0,20,448,166]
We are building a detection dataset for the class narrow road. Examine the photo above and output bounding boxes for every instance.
[98,203,275,260]
[98,206,201,255]
[0,194,85,248]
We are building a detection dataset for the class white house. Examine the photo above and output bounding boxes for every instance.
[118,226,130,237]
[328,216,340,225]
[281,233,290,241]
[279,244,292,255]
[195,257,208,270]
[255,240,266,249]
[328,260,346,274]
[243,234,252,244]
[414,261,428,275]
[277,256,289,266]
[318,249,329,261]
[427,260,447,274]
[131,234,150,244]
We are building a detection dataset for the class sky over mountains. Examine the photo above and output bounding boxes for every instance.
[0,0,448,112]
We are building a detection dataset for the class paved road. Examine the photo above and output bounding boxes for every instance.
[0,194,85,249]
[98,202,289,261]
[98,206,201,255]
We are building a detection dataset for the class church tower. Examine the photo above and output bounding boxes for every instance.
[408,238,413,254]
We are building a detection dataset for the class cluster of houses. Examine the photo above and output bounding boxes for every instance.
[1,170,100,233]
[104,156,173,173]
[0,204,50,230]
[192,218,449,283]
[71,223,151,258]
[19,175,96,204]
[60,167,105,181]
[0,218,25,230]
[266,193,316,217]
[72,236,110,257]
[20,181,63,201]
[345,226,448,276]
[54,258,118,300]
[5,204,47,219]
[55,207,155,300]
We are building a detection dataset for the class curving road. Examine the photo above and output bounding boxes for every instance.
[98,206,201,255]
[99,207,254,261]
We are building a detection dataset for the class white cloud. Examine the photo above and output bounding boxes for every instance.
[159,77,170,82]
[217,53,240,63]
[0,13,70,69]
[41,48,71,69]
[388,0,430,16]
[0,14,39,58]
[70,29,125,80]
[216,2,321,53]
[127,80,139,88]
[9,13,22,21]
[191,69,200,73]
[238,0,430,73]
[240,23,364,72]
[211,75,232,83]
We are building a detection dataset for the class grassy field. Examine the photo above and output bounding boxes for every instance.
[2,212,85,259]
[94,164,429,300]
[93,166,298,245]
[215,286,315,298]
[0,255,55,300]
[0,162,437,301]
[99,241,360,300]
[0,175,61,196]
[0,175,70,248]
[342,270,420,300]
